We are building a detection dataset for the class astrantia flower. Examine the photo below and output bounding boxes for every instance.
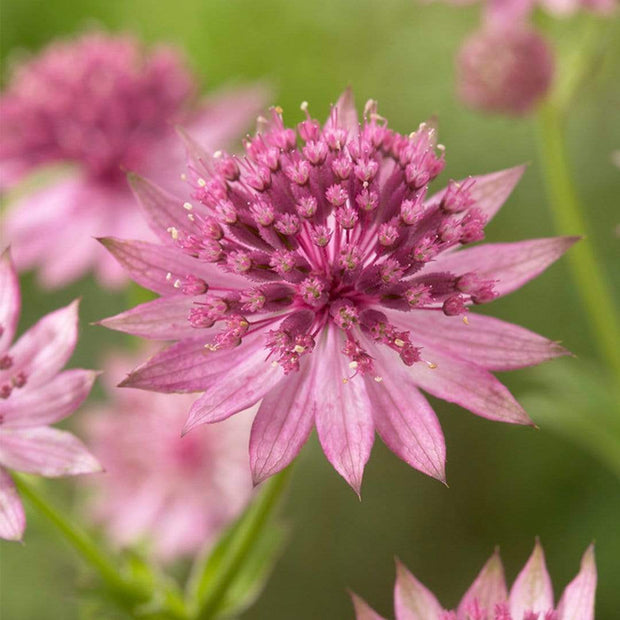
[84,350,253,562]
[352,542,596,619]
[456,25,554,116]
[0,249,100,541]
[101,90,576,494]
[0,32,266,288]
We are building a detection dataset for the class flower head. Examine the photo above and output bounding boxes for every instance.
[83,350,253,562]
[352,542,597,620]
[0,249,100,541]
[101,90,575,494]
[0,32,266,288]
[456,25,554,116]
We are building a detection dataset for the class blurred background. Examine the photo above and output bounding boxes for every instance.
[1,0,619,618]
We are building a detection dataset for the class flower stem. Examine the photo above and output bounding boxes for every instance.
[536,102,620,380]
[13,475,148,609]
[193,466,293,619]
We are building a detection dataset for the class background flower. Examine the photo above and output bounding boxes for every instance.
[352,542,596,619]
[83,349,254,562]
[0,249,99,541]
[0,31,266,288]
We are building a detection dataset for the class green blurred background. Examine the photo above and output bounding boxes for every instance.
[1,0,619,618]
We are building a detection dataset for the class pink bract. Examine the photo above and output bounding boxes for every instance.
[0,32,267,288]
[0,249,100,541]
[352,542,597,619]
[101,90,576,494]
[83,350,254,562]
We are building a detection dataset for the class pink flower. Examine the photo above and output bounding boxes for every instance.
[101,90,575,494]
[352,542,597,620]
[83,350,253,562]
[0,249,100,541]
[0,32,267,288]
[456,25,554,116]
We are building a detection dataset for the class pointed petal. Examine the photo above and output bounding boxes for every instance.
[457,549,507,620]
[0,427,101,477]
[0,248,20,352]
[9,300,78,388]
[408,349,532,425]
[351,592,387,620]
[556,545,597,620]
[250,360,316,485]
[128,173,195,243]
[314,325,374,495]
[186,84,269,150]
[0,468,25,541]
[363,342,445,481]
[509,541,554,618]
[0,369,97,429]
[428,237,579,299]
[331,87,359,132]
[427,165,526,223]
[122,329,264,393]
[389,310,568,371]
[100,237,246,294]
[99,296,201,340]
[394,558,444,619]
[183,336,282,431]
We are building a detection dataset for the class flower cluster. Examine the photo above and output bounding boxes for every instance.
[352,542,597,620]
[83,351,254,562]
[0,249,100,541]
[102,90,575,494]
[0,32,265,287]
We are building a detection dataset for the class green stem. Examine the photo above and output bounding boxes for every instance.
[193,466,293,619]
[536,102,620,380]
[14,475,148,609]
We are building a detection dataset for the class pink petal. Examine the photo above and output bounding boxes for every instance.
[249,359,316,485]
[0,369,97,429]
[0,248,20,352]
[351,592,387,620]
[9,300,79,388]
[184,84,269,151]
[99,296,202,340]
[0,467,25,541]
[427,165,526,223]
[363,342,445,482]
[556,545,597,620]
[394,558,445,620]
[0,426,101,477]
[121,329,265,393]
[389,310,568,371]
[128,174,196,243]
[457,549,507,620]
[427,237,579,299]
[100,237,246,294]
[183,335,283,432]
[509,540,554,618]
[331,87,359,132]
[407,349,532,425]
[314,325,374,495]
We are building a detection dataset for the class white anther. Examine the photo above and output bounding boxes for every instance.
[183,202,193,210]
[166,272,172,281]
[187,214,195,222]
[180,173,187,181]
[293,345,306,354]
[374,376,383,382]
[213,150,222,159]
[300,101,309,112]
[197,178,207,187]
[462,316,469,325]
[271,361,279,368]
[173,279,181,288]
[426,361,438,370]
[394,338,405,348]
[437,144,446,151]
[167,226,179,240]
[349,361,359,370]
